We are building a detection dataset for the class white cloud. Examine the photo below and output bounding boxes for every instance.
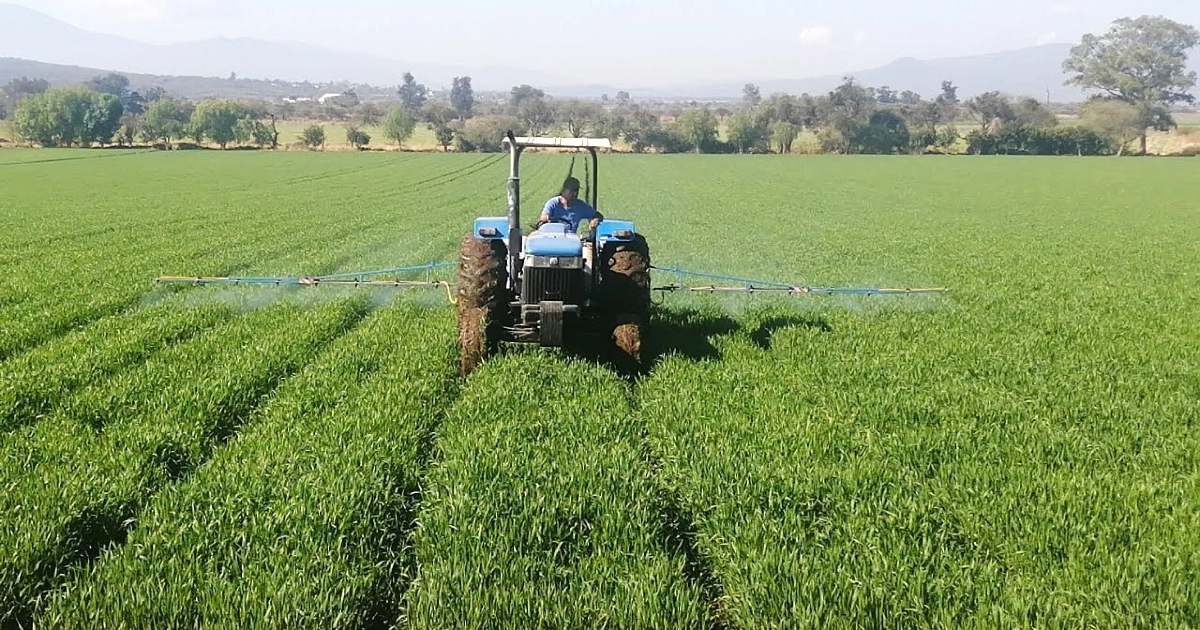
[853,29,867,45]
[798,26,834,47]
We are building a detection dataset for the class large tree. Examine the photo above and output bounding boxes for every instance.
[87,73,130,99]
[397,72,428,112]
[382,106,417,148]
[450,76,474,120]
[555,99,602,137]
[1063,15,1200,154]
[190,99,249,149]
[742,83,762,108]
[674,107,718,153]
[141,97,193,147]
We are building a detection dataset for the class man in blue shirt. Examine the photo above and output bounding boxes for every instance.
[536,177,603,232]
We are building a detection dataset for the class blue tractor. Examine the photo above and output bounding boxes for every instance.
[456,133,650,375]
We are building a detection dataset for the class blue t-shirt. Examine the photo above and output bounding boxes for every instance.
[541,197,597,231]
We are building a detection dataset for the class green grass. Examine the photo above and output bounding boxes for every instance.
[0,150,1197,627]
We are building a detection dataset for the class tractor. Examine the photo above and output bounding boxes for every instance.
[455,132,650,375]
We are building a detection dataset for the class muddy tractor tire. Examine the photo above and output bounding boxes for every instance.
[599,233,651,368]
[457,232,509,376]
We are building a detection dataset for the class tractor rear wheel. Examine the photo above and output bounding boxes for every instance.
[599,234,651,369]
[457,233,508,376]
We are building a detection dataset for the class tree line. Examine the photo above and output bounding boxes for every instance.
[1,15,1195,156]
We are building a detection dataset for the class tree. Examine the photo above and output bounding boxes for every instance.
[434,125,455,151]
[10,86,122,147]
[674,107,718,153]
[450,76,474,120]
[1064,15,1200,154]
[398,72,428,112]
[357,102,383,126]
[421,101,457,128]
[615,91,631,107]
[743,83,762,108]
[770,121,799,153]
[940,81,959,104]
[899,90,922,105]
[726,111,764,153]
[84,92,124,146]
[818,77,877,153]
[1080,98,1144,155]
[854,110,910,154]
[300,124,325,149]
[3,76,50,99]
[345,124,370,149]
[117,113,138,147]
[516,95,554,137]
[87,73,130,99]
[190,100,248,149]
[876,86,899,104]
[556,99,603,137]
[1012,97,1058,128]
[621,107,663,153]
[382,106,417,148]
[966,91,1016,129]
[510,84,545,107]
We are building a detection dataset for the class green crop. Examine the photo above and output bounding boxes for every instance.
[40,301,457,629]
[0,150,1197,628]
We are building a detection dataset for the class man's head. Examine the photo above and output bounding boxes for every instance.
[561,177,581,202]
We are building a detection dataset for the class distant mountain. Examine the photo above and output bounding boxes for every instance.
[3,2,1198,103]
[0,2,567,90]
[633,44,1176,102]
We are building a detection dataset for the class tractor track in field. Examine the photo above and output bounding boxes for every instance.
[368,376,463,630]
[4,309,374,629]
[0,150,154,168]
[278,153,423,186]
[626,379,735,630]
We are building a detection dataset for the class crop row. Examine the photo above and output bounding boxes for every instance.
[400,352,710,629]
[0,299,233,432]
[0,152,524,362]
[636,305,1200,628]
[36,300,458,629]
[0,297,369,626]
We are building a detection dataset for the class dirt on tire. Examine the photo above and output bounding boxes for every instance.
[600,234,651,368]
[456,232,508,375]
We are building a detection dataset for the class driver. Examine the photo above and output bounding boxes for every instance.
[536,177,603,232]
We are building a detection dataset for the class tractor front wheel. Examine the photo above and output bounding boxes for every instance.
[457,233,508,376]
[599,234,651,370]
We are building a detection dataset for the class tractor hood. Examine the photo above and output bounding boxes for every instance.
[525,224,583,257]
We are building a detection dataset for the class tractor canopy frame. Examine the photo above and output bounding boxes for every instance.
[501,131,612,281]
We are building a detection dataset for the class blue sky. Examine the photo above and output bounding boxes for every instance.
[12,0,1200,84]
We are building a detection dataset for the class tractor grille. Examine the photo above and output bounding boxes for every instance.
[522,267,582,304]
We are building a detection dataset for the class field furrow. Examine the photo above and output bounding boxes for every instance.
[39,300,458,630]
[401,353,709,629]
[0,297,370,627]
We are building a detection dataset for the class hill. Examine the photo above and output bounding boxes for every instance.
[0,2,565,90]
[2,2,1198,102]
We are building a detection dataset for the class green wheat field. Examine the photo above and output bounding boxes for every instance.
[1,149,1197,629]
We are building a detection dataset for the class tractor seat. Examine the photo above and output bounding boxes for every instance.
[525,223,583,257]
